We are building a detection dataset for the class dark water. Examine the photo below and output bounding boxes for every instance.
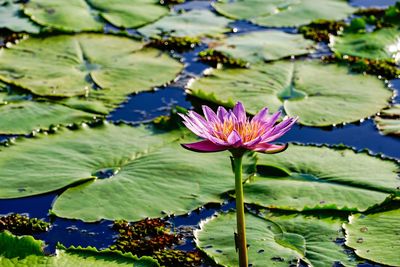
[0,135,13,143]
[350,0,399,7]
[0,0,398,266]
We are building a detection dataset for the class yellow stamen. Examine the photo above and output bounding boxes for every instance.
[212,120,267,143]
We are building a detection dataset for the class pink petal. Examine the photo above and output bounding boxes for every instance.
[243,136,263,147]
[227,110,238,124]
[227,130,242,147]
[207,134,229,146]
[202,105,220,124]
[251,107,269,123]
[252,143,289,154]
[265,111,282,126]
[181,140,228,153]
[217,106,228,122]
[182,121,208,139]
[186,111,213,133]
[233,102,246,123]
[262,117,298,143]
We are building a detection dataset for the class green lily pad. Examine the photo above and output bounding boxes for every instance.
[195,212,352,267]
[332,28,400,62]
[0,231,160,266]
[0,34,183,97]
[188,61,392,126]
[0,122,254,222]
[344,208,400,267]
[23,0,168,32]
[0,231,43,259]
[138,9,232,38]
[206,31,314,63]
[88,0,168,29]
[60,95,118,115]
[243,144,399,212]
[0,0,40,33]
[0,100,99,134]
[213,0,355,27]
[375,104,400,136]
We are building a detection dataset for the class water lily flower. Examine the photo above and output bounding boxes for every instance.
[179,102,297,154]
[179,102,297,267]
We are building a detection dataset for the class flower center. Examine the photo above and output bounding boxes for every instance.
[212,120,266,143]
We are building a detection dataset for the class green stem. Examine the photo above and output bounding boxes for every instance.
[233,154,248,267]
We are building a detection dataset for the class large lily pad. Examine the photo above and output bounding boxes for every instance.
[375,104,400,136]
[213,0,355,27]
[243,144,399,212]
[332,28,400,62]
[0,34,183,97]
[206,31,314,63]
[23,0,168,32]
[195,212,352,267]
[188,61,392,126]
[0,0,40,33]
[0,123,254,222]
[0,100,99,134]
[344,208,400,266]
[0,231,159,266]
[138,9,232,38]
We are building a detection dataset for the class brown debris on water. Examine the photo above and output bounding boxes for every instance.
[298,19,346,42]
[147,36,200,52]
[0,29,24,48]
[322,54,400,79]
[110,218,203,267]
[0,213,50,235]
[198,49,249,68]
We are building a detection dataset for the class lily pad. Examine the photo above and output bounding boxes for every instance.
[213,0,355,27]
[0,231,160,266]
[243,144,399,212]
[0,122,254,222]
[23,0,168,32]
[0,0,40,33]
[344,208,400,267]
[375,104,400,136]
[205,31,314,63]
[188,61,392,126]
[332,28,400,62]
[195,212,352,267]
[0,34,183,97]
[138,9,232,38]
[0,100,99,134]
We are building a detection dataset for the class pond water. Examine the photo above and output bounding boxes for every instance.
[0,0,399,266]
